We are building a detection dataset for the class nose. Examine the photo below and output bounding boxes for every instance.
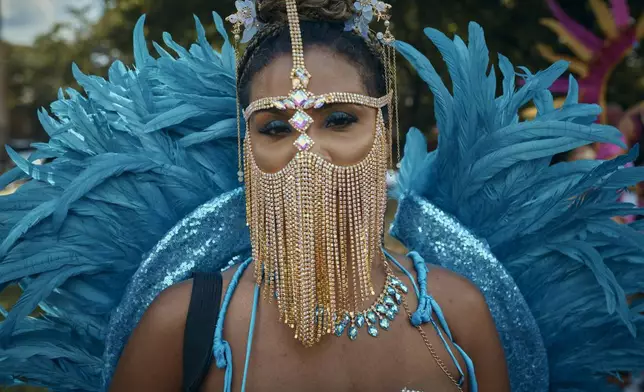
[305,132,332,163]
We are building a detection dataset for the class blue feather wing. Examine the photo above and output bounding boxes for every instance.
[392,21,644,391]
[0,14,244,391]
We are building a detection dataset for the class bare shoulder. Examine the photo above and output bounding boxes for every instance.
[425,265,490,323]
[389,251,488,323]
[146,265,246,314]
[200,264,259,390]
[109,279,194,391]
[148,279,195,322]
[143,266,251,327]
[400,256,492,339]
[218,263,258,338]
[388,251,510,391]
[110,269,244,391]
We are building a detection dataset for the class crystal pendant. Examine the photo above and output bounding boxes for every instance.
[355,314,366,328]
[313,97,326,109]
[314,306,325,326]
[348,326,358,341]
[295,68,310,87]
[289,111,313,132]
[334,323,346,336]
[293,134,314,151]
[391,277,409,294]
[366,311,378,324]
[331,271,408,341]
[290,90,309,107]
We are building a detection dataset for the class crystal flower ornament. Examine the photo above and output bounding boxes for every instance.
[344,0,392,38]
[226,0,262,43]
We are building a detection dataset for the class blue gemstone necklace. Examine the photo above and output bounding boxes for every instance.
[326,255,463,390]
[332,263,409,341]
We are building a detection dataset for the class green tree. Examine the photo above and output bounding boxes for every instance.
[5,4,114,149]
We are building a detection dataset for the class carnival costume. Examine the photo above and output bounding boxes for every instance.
[1,0,643,391]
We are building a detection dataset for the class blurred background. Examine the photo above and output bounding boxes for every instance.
[0,0,642,391]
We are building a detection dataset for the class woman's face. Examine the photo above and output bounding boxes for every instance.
[247,47,378,173]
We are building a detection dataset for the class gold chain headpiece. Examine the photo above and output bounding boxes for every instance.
[227,0,399,171]
[227,0,400,348]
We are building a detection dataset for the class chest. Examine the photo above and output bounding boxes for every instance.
[200,303,464,392]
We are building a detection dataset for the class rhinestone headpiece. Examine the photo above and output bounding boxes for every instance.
[227,0,393,151]
[228,0,400,349]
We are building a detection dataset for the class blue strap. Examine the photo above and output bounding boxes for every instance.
[382,248,420,297]
[241,284,260,392]
[407,251,432,327]
[212,257,253,392]
[429,317,465,385]
[385,250,477,391]
[455,342,478,390]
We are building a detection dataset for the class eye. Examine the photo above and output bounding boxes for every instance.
[324,112,358,129]
[258,120,292,136]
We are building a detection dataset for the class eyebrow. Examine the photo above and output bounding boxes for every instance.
[254,108,282,116]
[251,102,361,116]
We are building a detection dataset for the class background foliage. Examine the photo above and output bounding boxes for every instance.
[4,0,643,150]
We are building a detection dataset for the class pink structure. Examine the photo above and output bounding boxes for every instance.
[538,0,643,123]
[536,0,644,222]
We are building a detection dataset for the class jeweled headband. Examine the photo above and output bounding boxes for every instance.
[227,0,400,176]
[228,0,399,348]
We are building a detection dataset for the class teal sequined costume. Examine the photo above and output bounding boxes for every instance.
[1,13,643,391]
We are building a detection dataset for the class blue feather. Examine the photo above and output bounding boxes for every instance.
[161,32,191,59]
[395,128,427,198]
[395,40,453,134]
[133,15,151,69]
[392,21,644,391]
[564,74,580,106]
[0,13,241,390]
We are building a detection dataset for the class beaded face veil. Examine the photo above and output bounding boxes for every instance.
[228,0,398,347]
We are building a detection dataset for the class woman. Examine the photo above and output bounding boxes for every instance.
[1,0,642,391]
[110,2,509,390]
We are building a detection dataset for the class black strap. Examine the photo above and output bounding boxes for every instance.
[182,272,223,392]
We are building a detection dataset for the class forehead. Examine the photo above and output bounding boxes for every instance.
[249,46,367,103]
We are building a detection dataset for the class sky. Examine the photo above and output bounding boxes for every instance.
[1,0,104,46]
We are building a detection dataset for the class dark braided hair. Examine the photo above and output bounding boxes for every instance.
[237,0,387,108]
